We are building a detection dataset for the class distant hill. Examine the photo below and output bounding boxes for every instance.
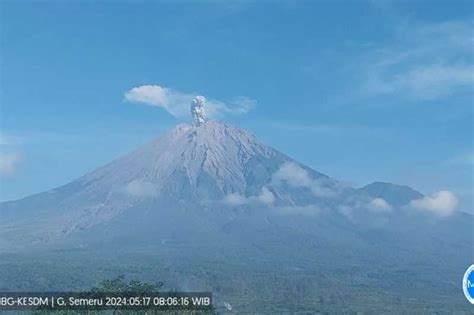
[357,181,424,207]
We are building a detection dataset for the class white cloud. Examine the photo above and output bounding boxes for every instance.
[360,21,474,101]
[272,162,337,198]
[124,85,192,117]
[222,192,247,206]
[124,84,256,118]
[125,180,158,198]
[0,152,21,176]
[257,187,275,204]
[368,198,392,212]
[409,190,458,217]
[222,187,275,206]
[366,64,474,100]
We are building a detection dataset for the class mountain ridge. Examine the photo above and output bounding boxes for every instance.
[0,119,471,313]
[0,120,468,249]
[358,181,424,207]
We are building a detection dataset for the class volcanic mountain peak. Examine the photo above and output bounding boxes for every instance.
[76,120,282,198]
[0,120,296,244]
[2,118,454,250]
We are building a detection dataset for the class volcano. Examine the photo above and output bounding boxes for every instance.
[0,119,351,247]
[0,116,472,312]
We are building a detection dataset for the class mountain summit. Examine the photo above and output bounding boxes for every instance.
[0,116,471,312]
[1,116,468,251]
[1,119,340,245]
[357,181,424,207]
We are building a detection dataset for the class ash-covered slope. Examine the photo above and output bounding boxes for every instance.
[0,118,472,312]
[0,121,340,246]
[75,121,283,200]
[0,119,470,257]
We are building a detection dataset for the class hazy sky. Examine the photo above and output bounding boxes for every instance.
[1,0,473,212]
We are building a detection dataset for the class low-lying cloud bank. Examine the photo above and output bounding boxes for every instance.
[122,162,459,220]
[368,198,392,212]
[271,162,338,198]
[125,85,256,119]
[223,187,275,206]
[408,190,458,217]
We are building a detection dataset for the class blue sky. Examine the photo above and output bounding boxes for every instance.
[1,0,473,212]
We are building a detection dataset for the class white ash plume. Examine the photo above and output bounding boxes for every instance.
[190,95,208,126]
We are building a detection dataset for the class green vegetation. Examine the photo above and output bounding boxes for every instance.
[88,275,162,294]
[2,247,471,314]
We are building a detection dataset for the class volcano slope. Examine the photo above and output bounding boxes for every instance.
[0,121,472,313]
